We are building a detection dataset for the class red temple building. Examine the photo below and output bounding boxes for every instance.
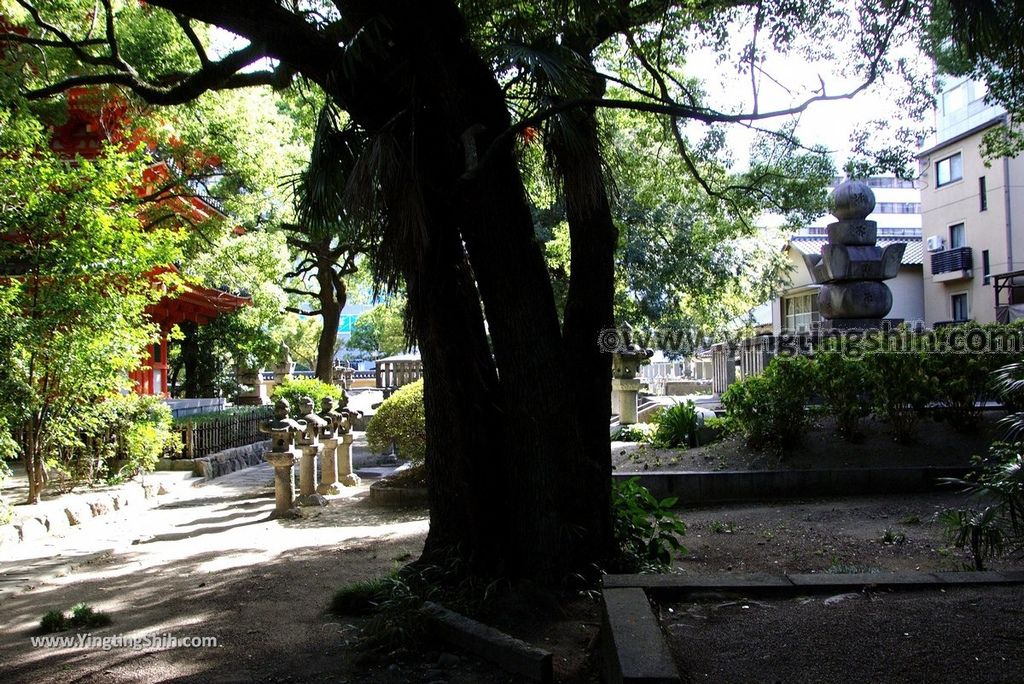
[48,88,250,396]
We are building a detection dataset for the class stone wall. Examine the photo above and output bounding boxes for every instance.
[158,440,270,481]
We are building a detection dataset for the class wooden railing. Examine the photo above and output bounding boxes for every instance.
[375,359,423,388]
[165,407,274,460]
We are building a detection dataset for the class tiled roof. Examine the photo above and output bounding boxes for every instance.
[787,236,923,266]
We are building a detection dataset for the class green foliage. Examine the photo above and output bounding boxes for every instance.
[611,423,653,443]
[45,394,177,488]
[926,323,1020,432]
[367,380,426,463]
[39,611,66,634]
[345,298,409,359]
[722,355,815,451]
[611,477,687,572]
[651,400,700,448]
[330,575,397,617]
[814,341,873,440]
[38,603,112,634]
[0,109,183,498]
[271,378,343,418]
[171,406,274,429]
[941,439,1024,571]
[861,341,934,444]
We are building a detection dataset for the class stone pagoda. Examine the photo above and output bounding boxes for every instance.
[802,179,906,329]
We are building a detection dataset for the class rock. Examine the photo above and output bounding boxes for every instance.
[823,592,861,606]
[88,499,112,517]
[157,483,170,496]
[65,503,90,526]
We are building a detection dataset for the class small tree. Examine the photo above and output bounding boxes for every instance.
[0,112,181,503]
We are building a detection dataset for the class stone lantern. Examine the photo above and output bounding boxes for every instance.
[611,339,654,426]
[260,399,303,519]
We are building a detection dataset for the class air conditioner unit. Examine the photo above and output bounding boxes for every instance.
[927,235,945,252]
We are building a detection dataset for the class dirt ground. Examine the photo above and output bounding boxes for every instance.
[673,492,1018,576]
[0,467,602,683]
[613,412,1003,472]
[661,586,1024,683]
[3,465,1020,682]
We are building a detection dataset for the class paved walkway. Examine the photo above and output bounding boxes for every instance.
[0,462,429,683]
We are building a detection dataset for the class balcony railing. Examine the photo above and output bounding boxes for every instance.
[931,246,973,275]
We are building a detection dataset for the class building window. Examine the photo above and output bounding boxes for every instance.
[783,292,819,333]
[942,82,968,115]
[153,342,162,364]
[951,293,970,322]
[979,176,988,211]
[983,249,991,285]
[936,152,963,187]
[949,222,966,249]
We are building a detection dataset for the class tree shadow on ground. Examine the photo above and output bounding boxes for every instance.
[0,535,429,683]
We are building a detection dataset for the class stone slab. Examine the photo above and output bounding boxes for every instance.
[420,601,553,683]
[604,574,793,600]
[931,571,1023,585]
[788,572,940,588]
[615,466,973,505]
[602,587,680,684]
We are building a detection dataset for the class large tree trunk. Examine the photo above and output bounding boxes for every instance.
[549,54,619,567]
[159,0,619,583]
[355,0,611,580]
[315,265,343,384]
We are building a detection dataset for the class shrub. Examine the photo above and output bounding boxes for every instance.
[721,355,815,451]
[927,323,1020,432]
[271,377,343,418]
[651,400,700,448]
[813,341,872,440]
[611,477,686,572]
[862,338,934,443]
[367,379,425,463]
[46,394,178,487]
[38,603,111,633]
[611,423,653,442]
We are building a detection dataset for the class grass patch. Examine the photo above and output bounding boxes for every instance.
[38,603,112,634]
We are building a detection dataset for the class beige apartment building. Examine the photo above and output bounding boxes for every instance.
[918,78,1024,324]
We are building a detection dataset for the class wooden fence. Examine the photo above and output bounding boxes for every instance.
[165,406,274,460]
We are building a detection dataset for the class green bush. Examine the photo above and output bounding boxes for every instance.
[611,477,687,572]
[814,341,872,440]
[367,379,425,463]
[651,400,699,448]
[46,394,178,486]
[611,423,654,442]
[862,340,934,444]
[722,355,815,451]
[271,377,343,418]
[927,323,1020,432]
[38,603,112,634]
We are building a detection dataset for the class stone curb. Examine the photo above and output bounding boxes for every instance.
[602,587,681,684]
[0,473,191,552]
[368,481,428,507]
[420,601,553,683]
[156,440,270,482]
[615,466,973,505]
[600,569,1024,683]
[603,570,1024,598]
